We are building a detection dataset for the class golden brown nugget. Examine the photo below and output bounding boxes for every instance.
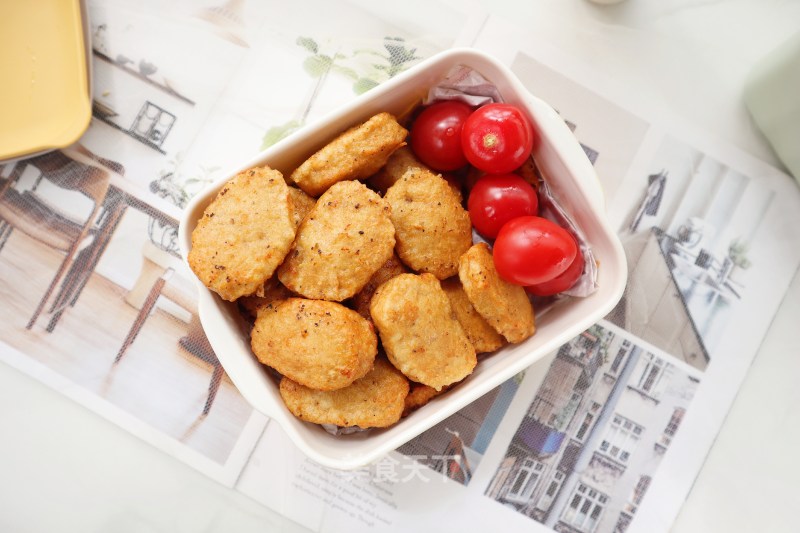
[441,277,506,354]
[237,278,294,320]
[515,157,542,190]
[458,243,535,344]
[279,359,409,428]
[278,180,395,301]
[251,298,377,391]
[402,382,446,417]
[287,186,316,228]
[368,146,463,201]
[290,112,408,197]
[188,166,296,301]
[384,169,472,279]
[351,252,409,320]
[368,146,422,193]
[370,273,476,391]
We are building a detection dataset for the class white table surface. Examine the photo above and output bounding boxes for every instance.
[2,1,799,531]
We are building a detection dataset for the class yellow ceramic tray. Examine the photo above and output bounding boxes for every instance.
[0,0,91,162]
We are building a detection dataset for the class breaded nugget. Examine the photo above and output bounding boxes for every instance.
[278,180,395,301]
[188,166,296,301]
[368,146,463,201]
[290,112,408,197]
[237,277,294,320]
[251,298,377,391]
[515,157,542,190]
[368,146,422,193]
[458,243,535,343]
[287,186,316,228]
[279,359,409,428]
[370,273,476,391]
[384,169,472,279]
[441,277,506,353]
[351,252,409,320]
[402,382,446,417]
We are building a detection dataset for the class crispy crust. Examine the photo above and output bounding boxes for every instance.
[368,146,423,194]
[188,166,296,302]
[290,112,408,197]
[237,277,294,321]
[287,186,316,228]
[441,277,506,353]
[351,252,409,321]
[251,298,377,391]
[402,382,447,417]
[370,273,476,391]
[515,157,542,190]
[278,180,395,301]
[368,146,463,201]
[458,243,535,343]
[384,169,472,279]
[279,359,409,428]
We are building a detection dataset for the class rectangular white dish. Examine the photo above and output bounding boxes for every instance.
[178,48,627,470]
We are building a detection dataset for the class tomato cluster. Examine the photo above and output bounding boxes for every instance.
[409,100,584,297]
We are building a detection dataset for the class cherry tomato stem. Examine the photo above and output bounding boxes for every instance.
[462,103,536,174]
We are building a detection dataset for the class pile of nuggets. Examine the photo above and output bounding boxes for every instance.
[188,111,536,431]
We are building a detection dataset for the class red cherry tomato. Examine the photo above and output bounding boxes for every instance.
[525,243,584,296]
[467,174,539,239]
[462,103,536,174]
[493,216,577,286]
[410,100,472,171]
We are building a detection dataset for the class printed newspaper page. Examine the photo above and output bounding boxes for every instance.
[1,2,798,532]
[0,0,480,485]
[234,14,800,533]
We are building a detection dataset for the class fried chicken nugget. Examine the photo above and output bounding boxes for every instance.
[402,382,447,417]
[287,186,316,228]
[251,298,377,391]
[278,180,395,301]
[351,252,409,321]
[367,146,422,193]
[188,166,296,301]
[290,112,408,197]
[441,277,506,353]
[515,157,542,190]
[370,273,476,391]
[237,277,294,321]
[235,186,311,312]
[279,359,409,428]
[369,146,463,201]
[458,243,535,343]
[384,169,472,279]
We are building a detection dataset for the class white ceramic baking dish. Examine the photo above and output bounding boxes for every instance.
[179,48,627,470]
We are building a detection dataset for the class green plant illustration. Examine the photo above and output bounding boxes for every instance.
[260,120,303,151]
[151,154,219,209]
[552,393,580,432]
[727,238,752,269]
[590,323,611,366]
[296,37,358,81]
[260,36,423,150]
[350,36,422,94]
